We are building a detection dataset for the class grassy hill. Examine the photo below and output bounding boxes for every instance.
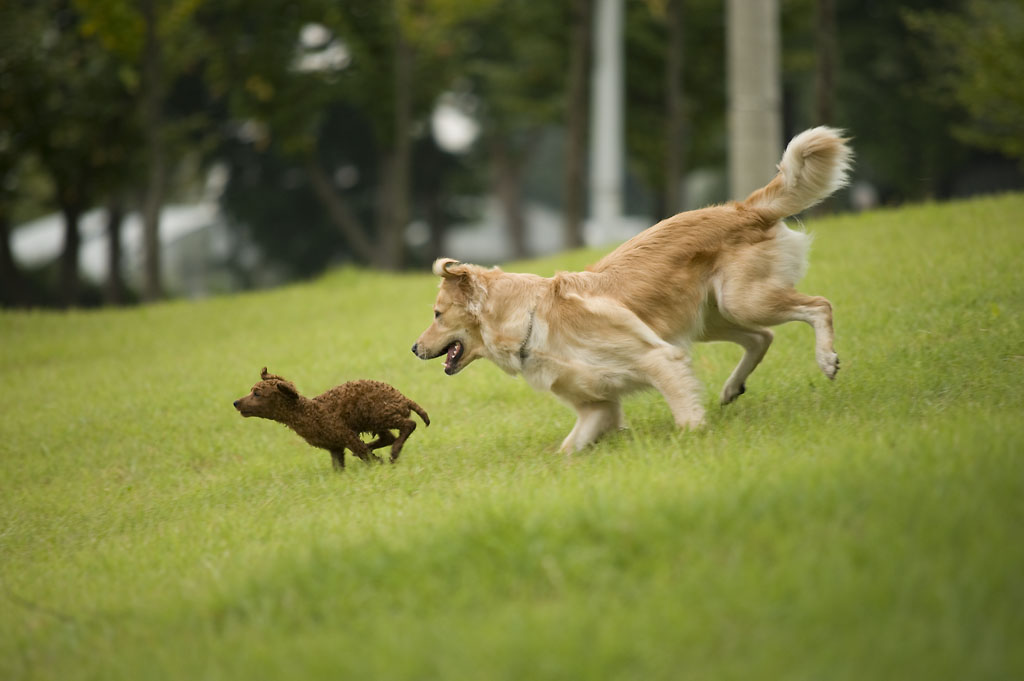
[2,194,1023,680]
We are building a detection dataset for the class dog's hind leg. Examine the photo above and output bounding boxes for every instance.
[389,418,417,462]
[699,312,774,405]
[366,430,397,452]
[722,286,838,379]
[559,400,625,453]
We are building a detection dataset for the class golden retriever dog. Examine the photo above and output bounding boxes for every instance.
[413,127,852,452]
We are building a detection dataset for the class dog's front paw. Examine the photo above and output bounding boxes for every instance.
[676,412,706,431]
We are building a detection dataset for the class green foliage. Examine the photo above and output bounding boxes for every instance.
[199,0,324,154]
[74,0,205,67]
[201,0,479,154]
[906,0,1024,159]
[401,0,498,52]
[74,0,145,59]
[779,0,971,201]
[2,195,1023,679]
[627,0,727,196]
[0,1,139,207]
[201,0,488,270]
[457,1,567,131]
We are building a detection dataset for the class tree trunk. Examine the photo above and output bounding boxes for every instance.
[0,210,27,307]
[304,155,377,264]
[105,196,126,305]
[492,140,528,260]
[375,153,397,268]
[376,16,414,270]
[426,191,446,264]
[141,0,165,301]
[564,0,593,249]
[664,0,687,216]
[812,0,837,216]
[815,0,837,126]
[58,201,82,308]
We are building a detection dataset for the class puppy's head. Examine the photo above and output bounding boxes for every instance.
[233,367,301,420]
[412,258,489,376]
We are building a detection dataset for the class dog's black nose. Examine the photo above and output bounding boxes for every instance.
[232,400,240,408]
[411,343,418,356]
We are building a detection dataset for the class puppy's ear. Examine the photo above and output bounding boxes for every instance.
[262,367,288,381]
[277,382,299,400]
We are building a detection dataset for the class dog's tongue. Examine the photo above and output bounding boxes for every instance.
[444,341,462,372]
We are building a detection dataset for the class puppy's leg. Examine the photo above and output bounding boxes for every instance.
[641,347,706,431]
[366,430,397,452]
[389,418,417,462]
[559,400,624,453]
[699,313,774,404]
[344,433,378,464]
[330,449,345,470]
[724,286,838,379]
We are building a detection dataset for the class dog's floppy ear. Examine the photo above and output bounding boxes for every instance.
[433,258,489,313]
[433,258,469,279]
[276,381,299,400]
[433,258,484,290]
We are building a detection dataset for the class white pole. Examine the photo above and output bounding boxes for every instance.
[727,0,782,200]
[589,0,624,244]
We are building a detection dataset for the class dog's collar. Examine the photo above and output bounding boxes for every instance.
[518,308,536,363]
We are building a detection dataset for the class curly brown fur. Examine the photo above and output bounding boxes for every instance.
[234,367,429,470]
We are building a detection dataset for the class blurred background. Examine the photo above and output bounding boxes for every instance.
[1,0,1021,308]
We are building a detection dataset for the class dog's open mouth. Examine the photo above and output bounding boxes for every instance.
[443,341,464,375]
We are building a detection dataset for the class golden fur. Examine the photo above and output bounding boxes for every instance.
[413,127,853,452]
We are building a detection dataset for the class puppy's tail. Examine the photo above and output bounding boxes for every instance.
[742,126,853,223]
[408,400,430,426]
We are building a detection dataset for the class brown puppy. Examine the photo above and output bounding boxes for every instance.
[234,367,429,469]
[413,127,852,452]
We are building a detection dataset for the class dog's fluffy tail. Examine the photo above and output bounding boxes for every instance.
[742,126,853,223]
[409,400,430,426]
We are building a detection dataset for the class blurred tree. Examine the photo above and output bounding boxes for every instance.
[662,0,686,215]
[139,0,166,301]
[906,0,1024,160]
[627,0,725,219]
[74,0,206,301]
[1,1,139,306]
[564,0,593,249]
[780,0,969,202]
[0,131,26,305]
[452,1,567,259]
[102,194,128,304]
[639,0,689,216]
[0,4,38,306]
[201,1,374,267]
[814,0,836,126]
[204,0,486,271]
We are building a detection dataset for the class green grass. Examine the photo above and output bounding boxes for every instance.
[2,194,1023,680]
